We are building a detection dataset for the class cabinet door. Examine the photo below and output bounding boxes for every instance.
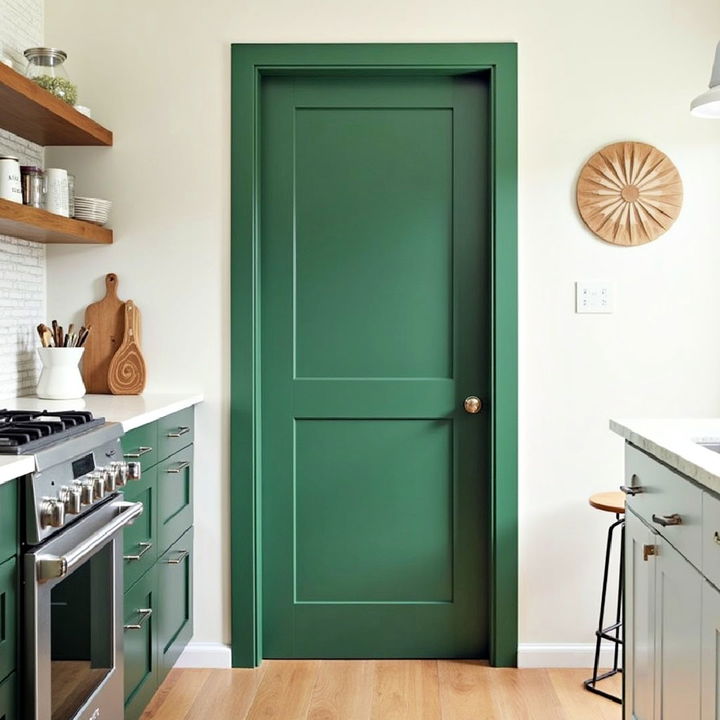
[655,535,702,719]
[0,557,16,685]
[702,581,720,720]
[0,482,16,565]
[0,672,16,720]
[157,528,193,685]
[122,423,159,471]
[158,447,193,554]
[157,407,194,463]
[124,569,158,720]
[123,466,158,591]
[625,509,656,720]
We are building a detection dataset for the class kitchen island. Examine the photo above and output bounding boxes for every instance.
[612,418,720,720]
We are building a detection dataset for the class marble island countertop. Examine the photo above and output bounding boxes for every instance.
[611,417,720,495]
[0,392,203,484]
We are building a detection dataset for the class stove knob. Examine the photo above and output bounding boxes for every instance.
[110,461,129,488]
[40,498,65,529]
[90,472,106,500]
[100,466,117,493]
[59,485,82,515]
[78,479,95,505]
[126,461,142,482]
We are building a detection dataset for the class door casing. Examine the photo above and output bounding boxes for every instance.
[230,42,518,668]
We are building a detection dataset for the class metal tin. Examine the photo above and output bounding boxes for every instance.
[20,166,44,208]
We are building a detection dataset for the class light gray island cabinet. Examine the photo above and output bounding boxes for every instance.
[622,441,720,720]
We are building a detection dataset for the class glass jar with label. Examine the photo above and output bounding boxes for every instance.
[24,48,77,105]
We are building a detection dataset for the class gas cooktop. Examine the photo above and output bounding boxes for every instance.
[0,409,106,454]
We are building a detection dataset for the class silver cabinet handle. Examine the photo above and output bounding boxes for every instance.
[123,446,153,459]
[167,426,190,438]
[36,501,144,582]
[124,608,153,631]
[620,475,643,495]
[167,461,190,474]
[166,549,189,565]
[713,531,720,546]
[652,513,682,527]
[124,541,153,562]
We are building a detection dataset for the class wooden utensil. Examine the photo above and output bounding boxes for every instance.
[83,273,125,393]
[107,301,146,395]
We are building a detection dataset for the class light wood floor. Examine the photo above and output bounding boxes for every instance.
[141,661,622,720]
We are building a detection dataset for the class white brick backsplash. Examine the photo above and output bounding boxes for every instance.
[0,0,45,399]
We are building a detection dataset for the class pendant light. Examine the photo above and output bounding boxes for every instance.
[691,42,720,117]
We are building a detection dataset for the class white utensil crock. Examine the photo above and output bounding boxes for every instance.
[36,347,86,400]
[44,168,69,217]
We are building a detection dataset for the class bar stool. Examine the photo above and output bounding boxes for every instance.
[583,491,625,704]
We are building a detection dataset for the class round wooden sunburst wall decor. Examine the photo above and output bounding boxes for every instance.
[576,141,683,246]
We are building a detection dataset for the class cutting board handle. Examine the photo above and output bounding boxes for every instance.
[105,273,119,298]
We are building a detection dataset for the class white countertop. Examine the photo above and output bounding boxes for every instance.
[0,392,203,485]
[611,417,720,495]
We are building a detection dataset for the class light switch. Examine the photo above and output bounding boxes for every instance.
[575,281,614,314]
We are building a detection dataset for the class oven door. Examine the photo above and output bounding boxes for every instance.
[24,499,143,720]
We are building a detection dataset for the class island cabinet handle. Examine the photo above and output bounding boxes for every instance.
[165,549,189,565]
[124,608,153,631]
[652,513,682,527]
[123,446,153,459]
[124,542,153,562]
[167,426,190,438]
[643,544,657,561]
[167,461,190,474]
[620,476,643,495]
[714,531,720,546]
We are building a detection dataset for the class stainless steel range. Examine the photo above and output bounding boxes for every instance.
[0,410,143,720]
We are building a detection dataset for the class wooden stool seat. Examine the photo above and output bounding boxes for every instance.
[589,491,625,515]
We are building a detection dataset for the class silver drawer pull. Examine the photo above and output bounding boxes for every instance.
[124,608,153,631]
[124,542,153,562]
[620,485,643,496]
[166,549,189,565]
[167,461,190,474]
[652,513,682,527]
[714,531,720,546]
[167,426,191,438]
[123,446,153,459]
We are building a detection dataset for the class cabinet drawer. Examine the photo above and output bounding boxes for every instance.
[0,483,17,565]
[625,444,702,568]
[157,528,193,684]
[157,408,194,463]
[122,423,158,470]
[124,569,158,720]
[158,447,193,554]
[0,672,16,720]
[123,467,158,591]
[0,558,16,684]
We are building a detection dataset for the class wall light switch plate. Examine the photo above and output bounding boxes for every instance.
[575,281,614,314]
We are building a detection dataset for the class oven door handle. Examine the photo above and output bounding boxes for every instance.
[35,501,144,582]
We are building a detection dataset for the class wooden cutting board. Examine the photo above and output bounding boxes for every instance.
[83,273,125,393]
[108,300,147,395]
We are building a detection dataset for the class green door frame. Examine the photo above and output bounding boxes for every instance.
[230,42,518,668]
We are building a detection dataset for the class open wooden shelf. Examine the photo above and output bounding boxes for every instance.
[0,198,112,244]
[0,63,112,146]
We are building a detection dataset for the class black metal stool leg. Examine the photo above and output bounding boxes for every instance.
[583,515,623,704]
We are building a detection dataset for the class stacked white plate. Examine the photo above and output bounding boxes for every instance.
[73,196,112,226]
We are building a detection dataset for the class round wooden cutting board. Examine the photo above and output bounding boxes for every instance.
[577,141,683,246]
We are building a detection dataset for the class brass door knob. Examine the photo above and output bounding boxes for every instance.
[464,396,482,414]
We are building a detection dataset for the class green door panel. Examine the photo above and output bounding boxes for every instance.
[0,558,15,683]
[157,528,193,684]
[121,423,158,470]
[157,447,193,554]
[122,467,158,590]
[0,672,16,720]
[0,483,17,565]
[261,74,490,658]
[123,569,157,720]
[157,408,194,463]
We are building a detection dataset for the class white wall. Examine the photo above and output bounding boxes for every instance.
[0,0,45,398]
[45,0,720,662]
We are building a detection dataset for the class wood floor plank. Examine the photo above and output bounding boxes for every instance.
[437,660,499,720]
[370,660,441,720]
[184,667,266,720]
[245,660,320,720]
[547,669,621,720]
[141,669,211,720]
[487,668,568,720]
[306,660,374,720]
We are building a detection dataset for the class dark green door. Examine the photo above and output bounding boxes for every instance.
[261,73,490,658]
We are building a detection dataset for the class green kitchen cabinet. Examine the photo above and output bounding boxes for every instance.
[157,447,193,555]
[157,527,194,685]
[123,467,158,590]
[0,482,17,565]
[0,557,16,685]
[157,408,194,462]
[0,672,16,720]
[124,569,158,720]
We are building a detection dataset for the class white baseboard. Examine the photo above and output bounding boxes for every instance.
[175,642,232,669]
[517,643,617,668]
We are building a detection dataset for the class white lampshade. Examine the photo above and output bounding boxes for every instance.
[691,42,720,117]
